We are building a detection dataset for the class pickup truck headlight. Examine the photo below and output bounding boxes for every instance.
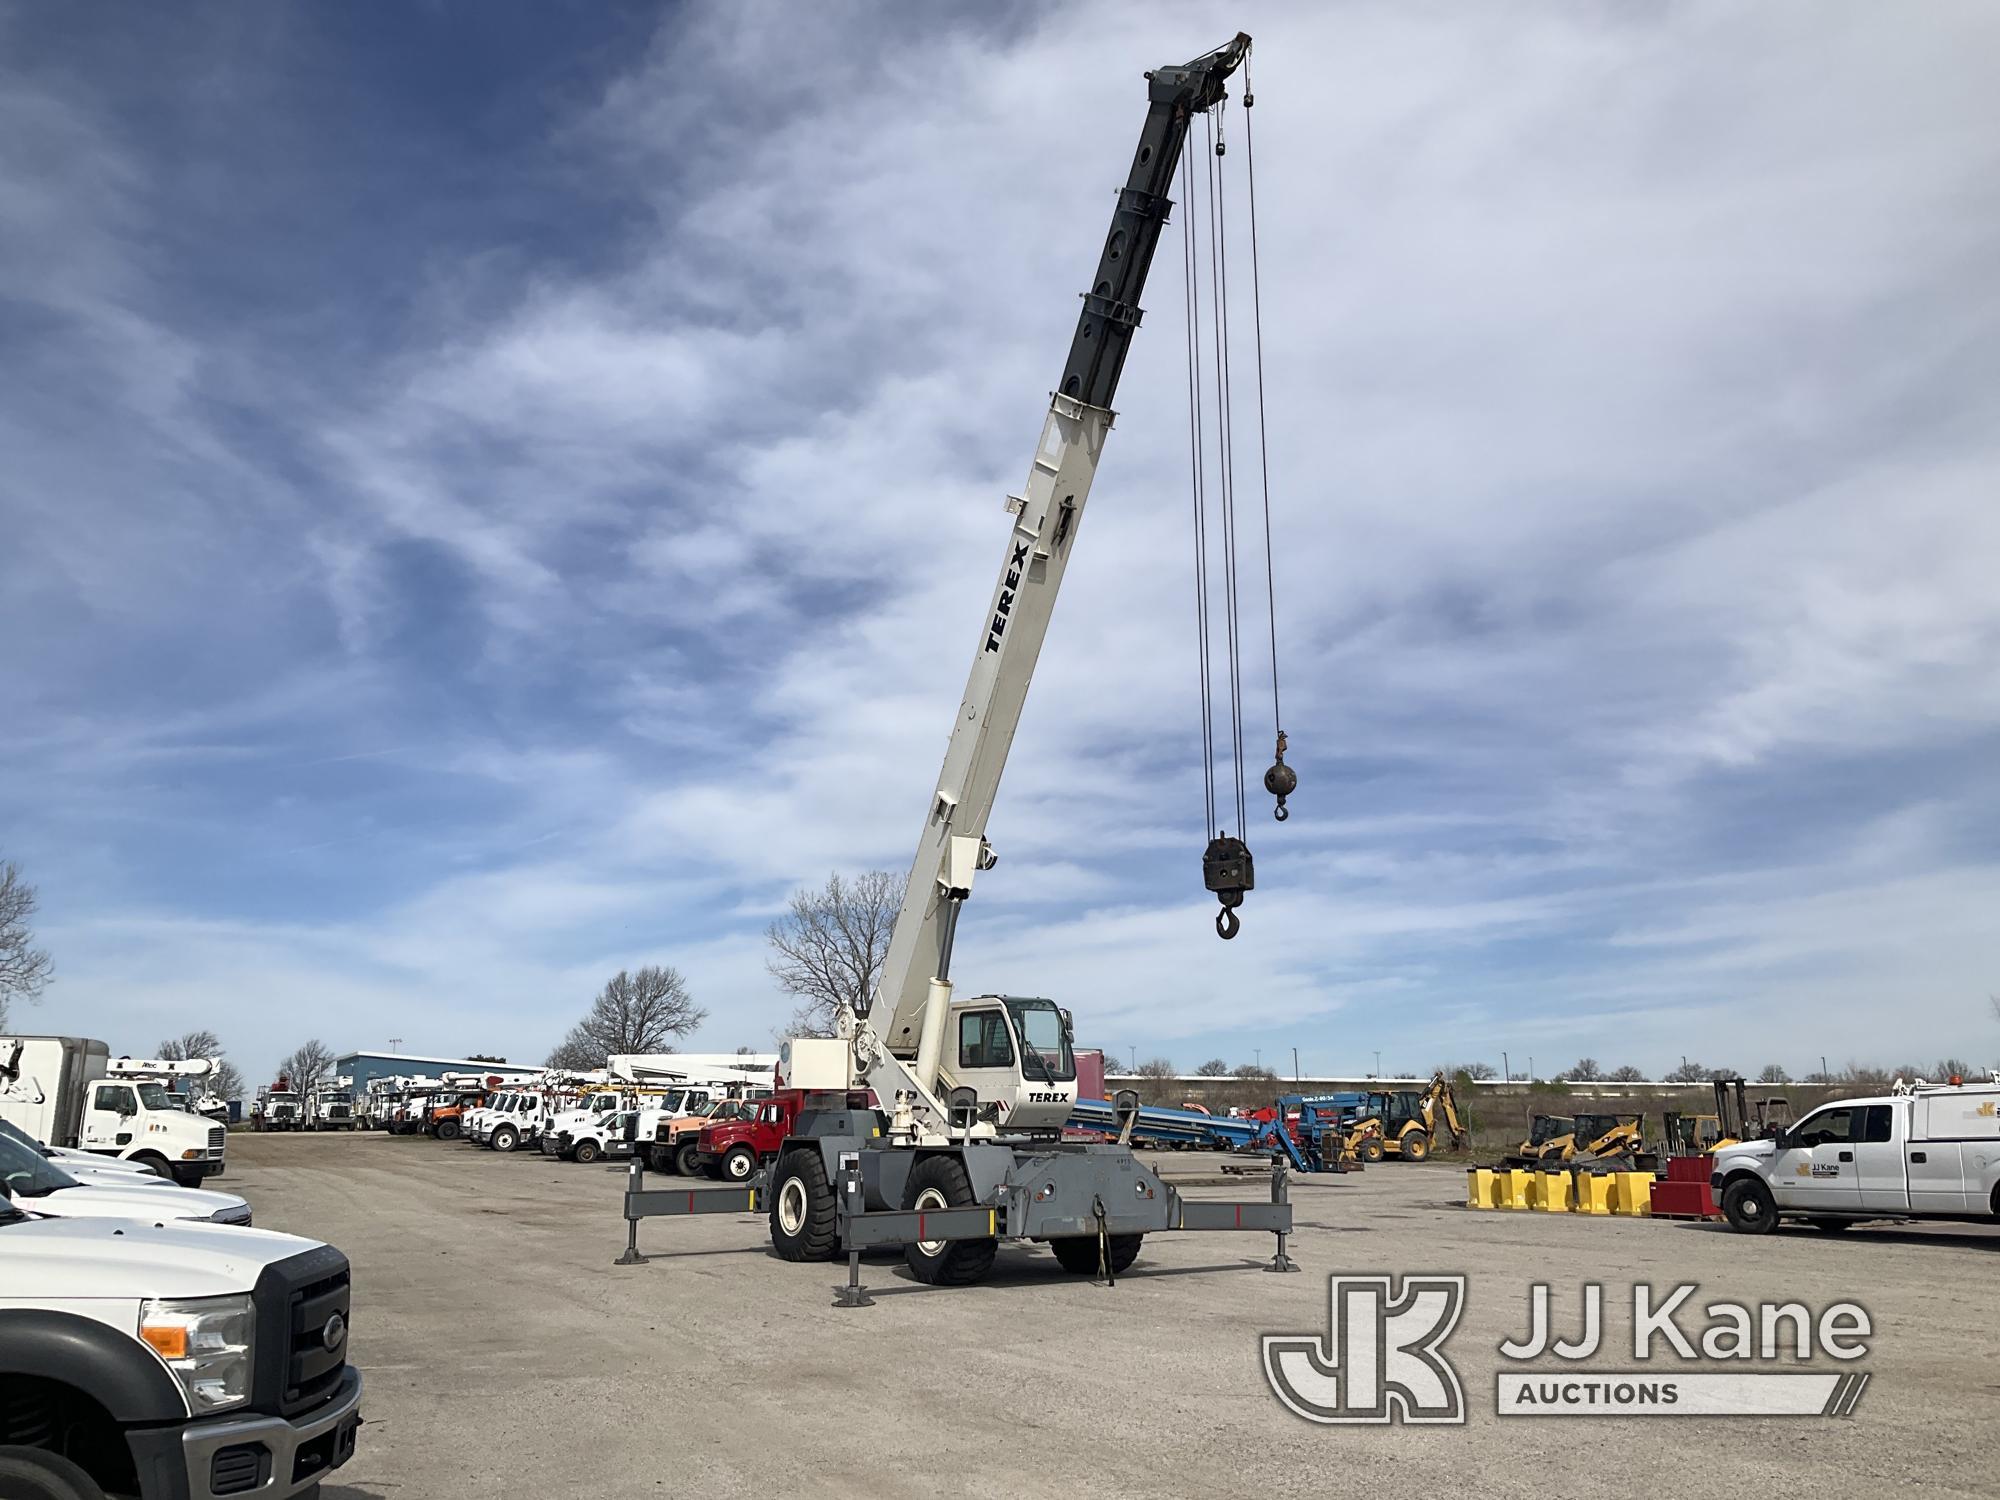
[139,1295,255,1413]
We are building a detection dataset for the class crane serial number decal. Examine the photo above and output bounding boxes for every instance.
[985,542,1032,652]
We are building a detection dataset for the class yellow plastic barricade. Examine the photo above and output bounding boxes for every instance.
[1574,1172,1617,1216]
[1611,1172,1654,1217]
[1537,1168,1573,1213]
[1466,1168,1499,1209]
[1501,1168,1536,1209]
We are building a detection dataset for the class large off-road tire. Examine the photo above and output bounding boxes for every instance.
[572,1138,602,1165]
[1357,1136,1385,1164]
[902,1154,998,1286]
[721,1145,757,1182]
[1400,1130,1431,1163]
[1721,1177,1779,1235]
[674,1141,701,1177]
[769,1150,839,1262]
[0,1446,108,1500]
[1051,1234,1143,1277]
[490,1125,519,1154]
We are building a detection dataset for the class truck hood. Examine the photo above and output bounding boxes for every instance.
[12,1178,251,1225]
[0,1214,319,1297]
[48,1148,160,1179]
[1712,1140,1777,1169]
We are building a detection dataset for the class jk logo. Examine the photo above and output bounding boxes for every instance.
[1262,1274,1467,1425]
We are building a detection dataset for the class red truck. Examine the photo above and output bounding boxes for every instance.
[693,1092,804,1181]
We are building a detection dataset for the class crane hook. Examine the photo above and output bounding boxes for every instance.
[1263,729,1296,822]
[1216,906,1240,940]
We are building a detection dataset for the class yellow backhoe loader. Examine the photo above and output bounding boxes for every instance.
[1351,1071,1469,1162]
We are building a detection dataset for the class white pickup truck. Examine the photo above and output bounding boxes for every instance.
[0,1182,362,1498]
[1712,1080,2000,1233]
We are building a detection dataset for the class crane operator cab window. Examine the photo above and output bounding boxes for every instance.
[1002,997,1077,1084]
[959,1012,1014,1072]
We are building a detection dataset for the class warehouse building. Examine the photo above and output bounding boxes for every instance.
[332,1050,540,1097]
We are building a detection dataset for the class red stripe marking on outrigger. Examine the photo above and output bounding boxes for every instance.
[918,1211,927,1241]
[687,1191,695,1214]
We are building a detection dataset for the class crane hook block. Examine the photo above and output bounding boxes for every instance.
[1203,833,1254,940]
[1263,730,1296,822]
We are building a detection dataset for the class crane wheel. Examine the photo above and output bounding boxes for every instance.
[902,1155,997,1286]
[769,1150,839,1262]
[1358,1137,1384,1164]
[1051,1234,1143,1277]
[1401,1130,1430,1162]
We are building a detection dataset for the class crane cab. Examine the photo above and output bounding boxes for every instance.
[939,995,1078,1134]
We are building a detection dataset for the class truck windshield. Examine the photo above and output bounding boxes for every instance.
[1002,999,1076,1084]
[0,1131,80,1198]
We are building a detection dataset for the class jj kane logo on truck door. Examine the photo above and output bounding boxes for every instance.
[985,542,1032,652]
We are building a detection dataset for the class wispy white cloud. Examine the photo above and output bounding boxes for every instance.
[4,2,1998,1084]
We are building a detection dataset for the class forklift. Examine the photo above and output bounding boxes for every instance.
[1662,1077,1794,1156]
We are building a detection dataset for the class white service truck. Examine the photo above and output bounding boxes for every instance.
[0,1037,228,1189]
[1712,1079,2000,1233]
[305,1082,355,1132]
[0,1181,362,1498]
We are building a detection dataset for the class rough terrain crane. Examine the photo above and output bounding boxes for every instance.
[746,33,1291,1286]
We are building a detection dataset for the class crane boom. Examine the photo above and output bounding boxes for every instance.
[858,36,1252,1115]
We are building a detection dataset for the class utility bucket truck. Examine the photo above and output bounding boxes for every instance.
[620,35,1298,1294]
[0,1037,228,1187]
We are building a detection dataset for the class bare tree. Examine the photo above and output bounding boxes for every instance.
[0,860,54,1029]
[1663,1059,1713,1083]
[1609,1065,1646,1082]
[1442,1060,1497,1080]
[1757,1063,1791,1084]
[765,870,898,1040]
[1195,1058,1230,1077]
[280,1039,337,1089]
[1933,1057,1974,1080]
[1133,1057,1177,1079]
[1231,1062,1277,1081]
[1560,1058,1603,1082]
[546,965,706,1068]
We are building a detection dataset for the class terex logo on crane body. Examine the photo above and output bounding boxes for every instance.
[984,542,1032,653]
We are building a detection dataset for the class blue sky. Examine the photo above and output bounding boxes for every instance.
[3,2,1997,1090]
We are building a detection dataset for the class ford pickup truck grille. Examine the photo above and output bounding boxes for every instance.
[250,1245,351,1418]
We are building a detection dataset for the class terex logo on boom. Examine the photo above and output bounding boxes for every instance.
[985,542,1031,652]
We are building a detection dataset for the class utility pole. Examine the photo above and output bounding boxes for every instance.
[1502,1051,1510,1084]
[1820,1054,1828,1082]
[1528,1055,1534,1083]
[1292,1046,1300,1082]
[1372,1049,1381,1079]
[1254,1047,1262,1070]
[1129,1044,1137,1072]
[388,1038,402,1056]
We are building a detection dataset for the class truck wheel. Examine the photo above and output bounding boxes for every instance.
[902,1154,997,1286]
[573,1138,602,1165]
[1401,1130,1431,1162]
[722,1145,756,1182]
[1358,1137,1384,1164]
[491,1125,519,1154]
[436,1120,462,1141]
[1051,1234,1143,1276]
[674,1142,701,1177]
[0,1447,108,1500]
[129,1152,171,1179]
[1721,1177,1778,1234]
[769,1150,839,1261]
[1807,1217,1853,1232]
